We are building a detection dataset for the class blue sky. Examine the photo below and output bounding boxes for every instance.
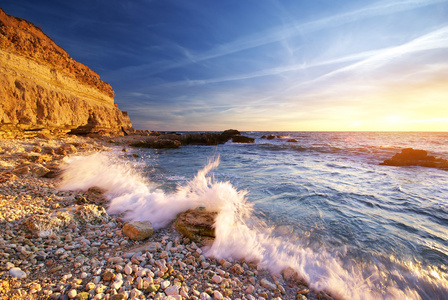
[2,0,448,131]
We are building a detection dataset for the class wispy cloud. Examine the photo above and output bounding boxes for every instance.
[110,0,448,78]
[293,25,448,88]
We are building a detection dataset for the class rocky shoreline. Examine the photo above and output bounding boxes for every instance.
[0,135,335,300]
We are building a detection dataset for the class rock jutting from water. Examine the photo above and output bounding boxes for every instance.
[380,148,448,169]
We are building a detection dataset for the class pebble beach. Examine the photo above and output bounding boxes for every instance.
[0,136,327,300]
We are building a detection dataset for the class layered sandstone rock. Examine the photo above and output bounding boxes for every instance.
[0,9,132,138]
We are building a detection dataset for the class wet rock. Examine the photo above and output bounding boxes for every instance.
[57,144,78,155]
[380,148,448,169]
[287,139,298,142]
[174,209,217,246]
[74,204,109,224]
[260,278,277,291]
[232,136,255,143]
[123,221,154,241]
[152,138,181,149]
[266,135,275,140]
[231,263,244,275]
[28,163,51,177]
[25,211,73,237]
[282,267,305,285]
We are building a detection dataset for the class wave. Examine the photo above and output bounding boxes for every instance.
[58,152,448,299]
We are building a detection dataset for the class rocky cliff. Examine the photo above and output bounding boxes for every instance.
[0,8,132,138]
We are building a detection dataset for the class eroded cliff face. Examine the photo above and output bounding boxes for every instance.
[0,8,132,138]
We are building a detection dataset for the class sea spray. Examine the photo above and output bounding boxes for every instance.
[59,151,448,299]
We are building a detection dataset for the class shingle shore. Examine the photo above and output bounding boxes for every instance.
[0,136,332,300]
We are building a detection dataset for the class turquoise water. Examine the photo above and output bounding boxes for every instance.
[61,132,448,299]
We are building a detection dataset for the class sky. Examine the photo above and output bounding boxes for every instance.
[2,0,448,131]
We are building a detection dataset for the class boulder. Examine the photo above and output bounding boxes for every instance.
[287,139,298,143]
[266,135,276,140]
[380,148,448,169]
[174,208,217,246]
[151,139,181,149]
[122,221,154,241]
[221,129,241,139]
[232,136,255,143]
[74,204,109,224]
[130,137,181,149]
[25,211,73,237]
[28,163,51,177]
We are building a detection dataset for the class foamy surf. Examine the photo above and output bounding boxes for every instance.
[58,152,448,299]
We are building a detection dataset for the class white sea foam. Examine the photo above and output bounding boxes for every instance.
[58,152,447,299]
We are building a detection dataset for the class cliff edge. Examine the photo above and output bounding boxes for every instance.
[0,8,132,138]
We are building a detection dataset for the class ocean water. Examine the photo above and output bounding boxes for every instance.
[59,132,448,299]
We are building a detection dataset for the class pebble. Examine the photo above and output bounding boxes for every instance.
[67,289,77,299]
[212,275,222,284]
[165,285,180,295]
[260,278,277,291]
[9,267,27,279]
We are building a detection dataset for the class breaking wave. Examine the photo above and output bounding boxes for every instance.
[59,152,448,299]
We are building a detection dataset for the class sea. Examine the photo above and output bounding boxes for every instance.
[59,131,448,300]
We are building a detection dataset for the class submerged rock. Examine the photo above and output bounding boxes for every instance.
[380,148,448,169]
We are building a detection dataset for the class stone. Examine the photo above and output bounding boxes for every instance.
[211,275,222,284]
[76,292,90,300]
[260,278,277,291]
[111,280,123,290]
[152,139,182,149]
[124,264,132,275]
[25,212,73,237]
[160,280,170,289]
[67,289,77,299]
[380,148,448,169]
[165,285,180,296]
[9,267,26,279]
[287,139,298,142]
[231,263,244,275]
[232,136,255,143]
[75,204,109,224]
[122,221,154,241]
[85,282,96,291]
[174,208,217,246]
[102,270,115,282]
[213,291,224,300]
[281,267,304,284]
[110,294,126,300]
[146,284,160,293]
[200,292,212,300]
